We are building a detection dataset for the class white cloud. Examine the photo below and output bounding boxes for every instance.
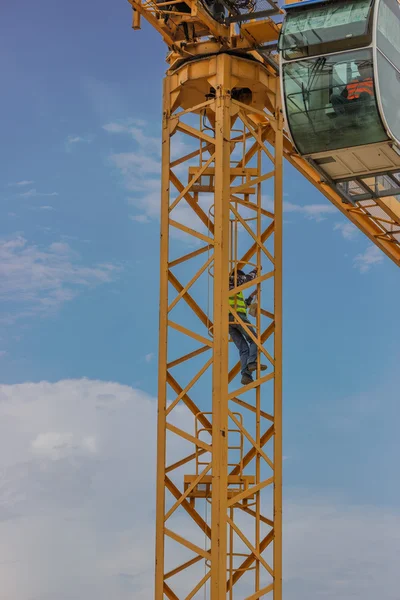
[0,378,398,599]
[49,241,72,254]
[109,152,160,178]
[300,204,337,221]
[353,245,384,273]
[103,121,160,154]
[127,186,212,243]
[111,152,211,241]
[285,201,336,221]
[19,188,58,199]
[28,205,56,212]
[0,236,119,325]
[8,180,34,187]
[103,118,147,133]
[144,352,154,363]
[31,432,97,459]
[105,118,210,243]
[130,214,149,223]
[19,188,37,198]
[263,196,336,222]
[67,136,84,144]
[103,122,128,133]
[334,221,358,240]
[104,118,192,163]
[66,135,92,150]
[0,379,168,599]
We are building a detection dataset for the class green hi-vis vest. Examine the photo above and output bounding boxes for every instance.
[229,291,247,314]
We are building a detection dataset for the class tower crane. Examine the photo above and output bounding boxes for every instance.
[124,0,400,597]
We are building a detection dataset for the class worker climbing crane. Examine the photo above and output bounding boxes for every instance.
[124,0,400,597]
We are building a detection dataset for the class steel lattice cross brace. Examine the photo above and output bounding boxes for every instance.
[156,52,283,599]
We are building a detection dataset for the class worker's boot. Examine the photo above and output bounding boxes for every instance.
[247,362,268,373]
[241,372,253,386]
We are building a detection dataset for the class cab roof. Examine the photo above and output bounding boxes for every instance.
[284,0,339,10]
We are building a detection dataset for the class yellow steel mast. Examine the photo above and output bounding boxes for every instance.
[155,52,283,599]
[125,2,400,598]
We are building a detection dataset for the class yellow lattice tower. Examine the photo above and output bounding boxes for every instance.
[153,52,283,599]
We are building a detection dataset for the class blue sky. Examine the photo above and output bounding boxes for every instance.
[0,1,399,598]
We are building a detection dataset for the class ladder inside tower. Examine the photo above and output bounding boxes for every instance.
[184,411,257,503]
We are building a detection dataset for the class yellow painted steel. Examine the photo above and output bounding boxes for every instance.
[150,51,283,598]
[122,1,400,598]
[210,53,231,600]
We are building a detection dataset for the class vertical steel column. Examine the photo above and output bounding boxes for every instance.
[273,103,284,600]
[155,76,171,600]
[210,53,232,599]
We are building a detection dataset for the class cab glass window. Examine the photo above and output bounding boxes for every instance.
[376,52,400,144]
[282,50,388,154]
[279,0,374,60]
[377,0,400,68]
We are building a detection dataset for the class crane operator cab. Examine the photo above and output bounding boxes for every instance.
[278,0,400,205]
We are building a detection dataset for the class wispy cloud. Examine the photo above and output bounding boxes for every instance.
[106,120,210,241]
[104,119,191,162]
[263,196,336,222]
[19,188,58,199]
[126,185,213,242]
[28,205,56,212]
[130,214,150,223]
[295,203,337,221]
[103,120,160,154]
[67,136,85,144]
[66,135,92,151]
[353,245,384,273]
[110,152,160,179]
[103,119,146,132]
[144,352,154,363]
[284,201,336,221]
[334,221,358,240]
[8,180,34,187]
[0,236,120,325]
